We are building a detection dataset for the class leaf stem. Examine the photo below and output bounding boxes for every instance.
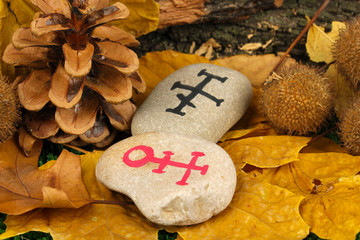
[62,144,89,154]
[307,125,338,144]
[271,0,331,73]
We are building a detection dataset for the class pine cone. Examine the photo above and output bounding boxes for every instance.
[2,0,146,146]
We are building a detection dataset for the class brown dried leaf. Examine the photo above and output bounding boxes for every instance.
[0,137,90,215]
[2,43,52,68]
[86,2,129,28]
[55,90,100,135]
[92,25,139,47]
[18,69,51,111]
[93,41,139,74]
[86,64,132,104]
[12,27,60,48]
[63,43,94,77]
[31,0,71,18]
[79,114,110,143]
[30,14,71,37]
[24,107,59,139]
[101,99,136,130]
[49,64,85,108]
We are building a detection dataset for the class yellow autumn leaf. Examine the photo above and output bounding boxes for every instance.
[325,64,354,114]
[0,150,160,240]
[219,123,276,142]
[113,0,159,37]
[220,136,310,168]
[213,54,296,87]
[306,20,345,63]
[300,175,360,240]
[0,0,19,78]
[7,0,37,27]
[170,172,309,240]
[245,137,360,195]
[136,50,211,105]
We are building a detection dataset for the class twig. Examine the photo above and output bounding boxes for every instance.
[271,0,331,73]
[62,143,89,154]
[307,125,338,144]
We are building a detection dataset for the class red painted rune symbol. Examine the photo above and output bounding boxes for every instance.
[123,145,209,185]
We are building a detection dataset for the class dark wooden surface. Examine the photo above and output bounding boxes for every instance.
[135,0,360,62]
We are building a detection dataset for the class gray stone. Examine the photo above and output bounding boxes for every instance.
[131,63,253,142]
[95,132,237,226]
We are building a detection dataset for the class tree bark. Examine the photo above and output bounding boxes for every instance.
[135,0,360,61]
[158,0,284,28]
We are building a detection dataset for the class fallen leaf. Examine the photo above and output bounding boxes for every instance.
[112,0,159,37]
[0,0,20,78]
[0,137,90,215]
[194,38,221,59]
[325,64,354,114]
[170,172,309,240]
[220,136,309,168]
[135,50,210,105]
[213,54,295,87]
[0,150,160,240]
[300,176,360,240]
[305,20,345,63]
[9,0,37,27]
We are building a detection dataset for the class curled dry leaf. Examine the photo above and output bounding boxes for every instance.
[86,64,132,104]
[0,150,160,240]
[63,43,94,77]
[55,90,99,135]
[49,64,85,108]
[305,20,345,64]
[18,69,51,111]
[24,107,59,139]
[0,137,90,215]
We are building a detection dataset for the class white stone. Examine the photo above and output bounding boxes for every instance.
[95,132,237,226]
[131,63,253,142]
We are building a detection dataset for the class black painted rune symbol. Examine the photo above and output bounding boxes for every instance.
[166,69,228,116]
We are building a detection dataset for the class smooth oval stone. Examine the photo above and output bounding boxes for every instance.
[95,132,236,226]
[131,63,253,142]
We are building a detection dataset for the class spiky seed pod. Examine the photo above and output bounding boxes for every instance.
[0,76,21,142]
[262,63,333,135]
[333,16,360,89]
[338,94,360,155]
